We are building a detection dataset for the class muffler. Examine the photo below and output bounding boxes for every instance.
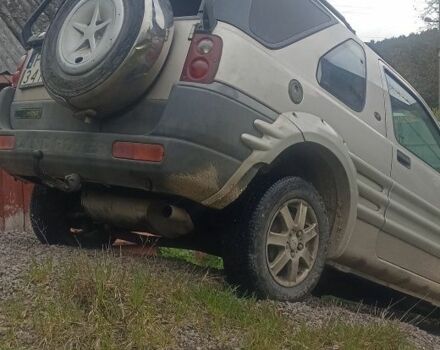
[81,191,194,239]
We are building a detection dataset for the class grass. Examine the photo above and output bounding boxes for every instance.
[0,254,413,350]
[159,247,223,270]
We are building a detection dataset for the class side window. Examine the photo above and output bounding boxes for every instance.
[385,72,440,172]
[317,40,367,112]
[250,0,335,46]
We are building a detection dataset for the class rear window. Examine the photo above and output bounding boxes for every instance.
[214,0,337,49]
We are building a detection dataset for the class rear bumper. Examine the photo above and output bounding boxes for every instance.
[0,83,277,206]
[0,130,240,204]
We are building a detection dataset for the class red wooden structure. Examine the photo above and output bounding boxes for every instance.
[0,171,33,232]
[0,74,12,91]
[0,75,33,233]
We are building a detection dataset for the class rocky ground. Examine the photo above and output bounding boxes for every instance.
[0,231,439,349]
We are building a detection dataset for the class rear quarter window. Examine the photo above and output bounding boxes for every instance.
[317,40,367,112]
[214,0,337,49]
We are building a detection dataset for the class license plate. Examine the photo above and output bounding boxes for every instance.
[20,51,43,89]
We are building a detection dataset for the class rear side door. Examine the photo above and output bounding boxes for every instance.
[379,67,440,284]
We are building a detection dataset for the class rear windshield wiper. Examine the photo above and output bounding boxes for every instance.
[22,0,54,49]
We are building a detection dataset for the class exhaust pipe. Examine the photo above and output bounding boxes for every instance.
[82,191,194,239]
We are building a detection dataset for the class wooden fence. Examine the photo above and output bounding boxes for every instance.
[0,76,33,232]
[0,172,33,232]
[0,1,39,232]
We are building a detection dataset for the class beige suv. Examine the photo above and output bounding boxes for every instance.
[0,0,439,305]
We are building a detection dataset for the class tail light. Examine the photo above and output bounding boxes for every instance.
[181,34,223,84]
[113,142,165,163]
[0,136,16,150]
[11,54,28,88]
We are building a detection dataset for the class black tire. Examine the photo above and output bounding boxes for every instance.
[223,177,330,302]
[30,185,113,249]
[42,0,145,100]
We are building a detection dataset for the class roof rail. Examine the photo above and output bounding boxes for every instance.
[318,0,356,35]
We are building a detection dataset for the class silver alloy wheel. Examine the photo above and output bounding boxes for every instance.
[266,200,320,288]
[57,0,125,75]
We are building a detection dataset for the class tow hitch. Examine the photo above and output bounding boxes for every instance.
[32,150,81,192]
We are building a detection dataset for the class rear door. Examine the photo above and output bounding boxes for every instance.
[379,66,440,284]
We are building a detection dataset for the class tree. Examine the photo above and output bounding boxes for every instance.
[369,29,439,108]
[423,0,439,28]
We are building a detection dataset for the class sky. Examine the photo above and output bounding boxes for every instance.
[330,0,428,41]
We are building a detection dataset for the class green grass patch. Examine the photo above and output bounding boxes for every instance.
[159,247,223,270]
[0,255,413,350]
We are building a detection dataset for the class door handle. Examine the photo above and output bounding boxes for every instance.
[397,150,411,169]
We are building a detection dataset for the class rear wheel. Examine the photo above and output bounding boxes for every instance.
[30,185,113,248]
[223,177,330,301]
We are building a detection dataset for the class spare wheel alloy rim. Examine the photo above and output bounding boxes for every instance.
[57,0,125,75]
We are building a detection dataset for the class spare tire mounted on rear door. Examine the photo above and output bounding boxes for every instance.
[41,0,174,118]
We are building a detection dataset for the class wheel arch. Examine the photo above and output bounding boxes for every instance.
[254,141,357,258]
[205,112,358,258]
[289,112,358,257]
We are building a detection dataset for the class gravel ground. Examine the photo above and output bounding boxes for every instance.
[0,231,439,349]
